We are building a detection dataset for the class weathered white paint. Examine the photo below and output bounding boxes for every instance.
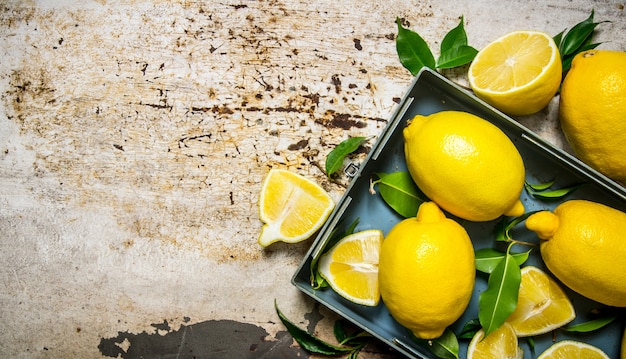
[1,0,624,357]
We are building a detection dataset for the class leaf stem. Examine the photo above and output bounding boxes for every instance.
[508,238,538,247]
[369,177,379,195]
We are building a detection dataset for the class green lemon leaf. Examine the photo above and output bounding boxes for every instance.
[562,316,616,333]
[333,320,373,354]
[436,45,478,69]
[553,30,564,49]
[436,16,477,69]
[372,172,426,218]
[410,328,459,359]
[560,21,597,57]
[275,301,354,355]
[457,318,482,339]
[525,180,556,192]
[333,319,348,343]
[558,10,606,56]
[524,181,583,200]
[347,349,363,359]
[494,217,509,242]
[475,248,530,274]
[495,211,541,242]
[311,271,328,290]
[530,185,582,200]
[395,17,436,75]
[325,136,368,177]
[478,247,521,337]
[429,328,460,359]
[562,42,601,73]
[440,16,469,51]
[556,9,609,77]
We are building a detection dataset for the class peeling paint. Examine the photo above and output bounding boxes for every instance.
[1,0,398,263]
[2,0,624,357]
[98,319,309,359]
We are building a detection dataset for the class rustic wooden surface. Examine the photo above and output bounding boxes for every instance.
[1,0,625,358]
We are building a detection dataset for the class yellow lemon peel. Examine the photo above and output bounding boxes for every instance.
[378,201,475,339]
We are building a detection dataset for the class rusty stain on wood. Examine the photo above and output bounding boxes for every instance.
[1,1,403,266]
[1,0,625,357]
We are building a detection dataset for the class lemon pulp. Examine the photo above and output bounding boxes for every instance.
[258,169,334,247]
[537,340,609,359]
[505,266,575,337]
[469,30,561,116]
[317,229,383,306]
[467,322,523,359]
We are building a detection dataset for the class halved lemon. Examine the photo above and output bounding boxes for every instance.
[258,169,335,247]
[537,340,610,359]
[506,266,575,337]
[467,322,523,359]
[468,30,562,116]
[318,229,383,306]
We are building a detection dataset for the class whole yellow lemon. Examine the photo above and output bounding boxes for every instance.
[403,111,525,222]
[559,50,626,185]
[525,199,626,307]
[378,201,475,339]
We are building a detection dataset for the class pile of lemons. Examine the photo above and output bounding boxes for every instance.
[256,27,626,359]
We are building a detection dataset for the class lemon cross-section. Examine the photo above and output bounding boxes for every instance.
[467,322,523,359]
[537,340,610,359]
[317,229,383,306]
[258,169,335,247]
[468,30,561,116]
[506,266,575,337]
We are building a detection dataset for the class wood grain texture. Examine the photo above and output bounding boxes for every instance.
[0,0,624,357]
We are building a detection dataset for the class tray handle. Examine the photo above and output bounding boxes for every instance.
[371,97,414,161]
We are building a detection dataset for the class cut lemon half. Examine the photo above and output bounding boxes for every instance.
[537,340,610,359]
[467,322,523,359]
[318,229,383,306]
[506,266,575,337]
[468,30,562,116]
[258,169,334,247]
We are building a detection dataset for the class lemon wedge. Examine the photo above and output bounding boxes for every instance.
[318,229,383,306]
[258,169,334,247]
[468,30,561,116]
[467,322,523,359]
[506,266,575,337]
[537,340,610,359]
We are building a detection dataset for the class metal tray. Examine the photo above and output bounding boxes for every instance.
[292,67,626,358]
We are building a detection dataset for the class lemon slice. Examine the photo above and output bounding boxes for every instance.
[467,322,523,359]
[537,340,610,359]
[258,169,334,247]
[468,30,562,116]
[506,266,575,337]
[318,229,383,306]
